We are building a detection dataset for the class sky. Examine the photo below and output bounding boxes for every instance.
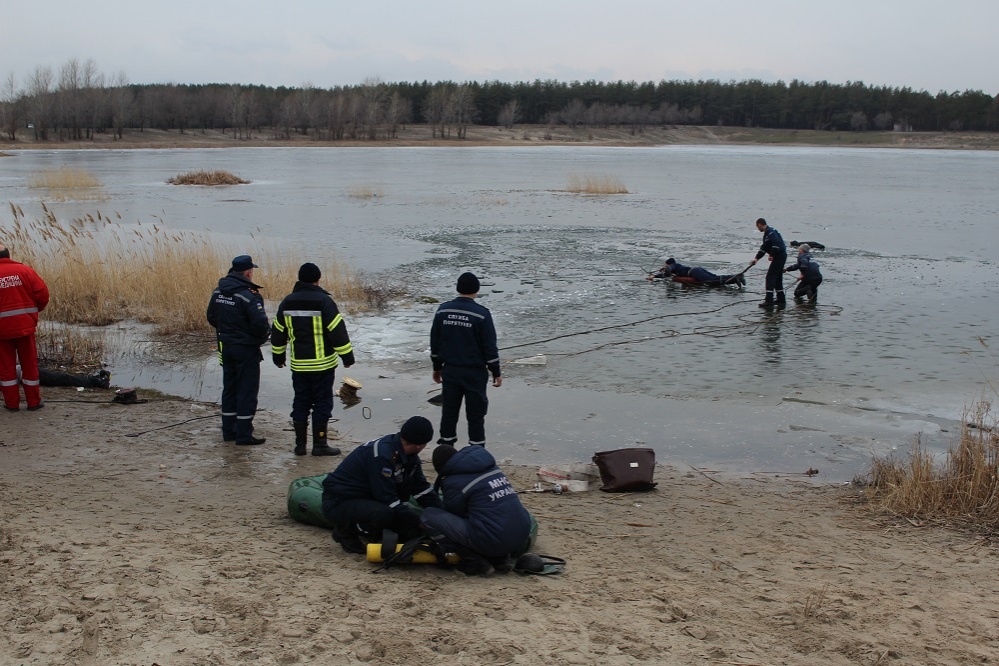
[5,0,997,95]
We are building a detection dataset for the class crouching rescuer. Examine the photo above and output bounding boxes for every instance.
[271,262,354,456]
[321,416,442,553]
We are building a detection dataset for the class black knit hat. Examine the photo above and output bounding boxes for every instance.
[456,272,480,295]
[399,416,434,446]
[432,444,458,473]
[298,262,322,283]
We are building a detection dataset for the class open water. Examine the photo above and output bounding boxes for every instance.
[2,146,997,480]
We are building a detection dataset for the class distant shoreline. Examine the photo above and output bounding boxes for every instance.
[4,125,999,151]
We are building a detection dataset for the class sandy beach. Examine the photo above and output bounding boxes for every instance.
[1,387,997,665]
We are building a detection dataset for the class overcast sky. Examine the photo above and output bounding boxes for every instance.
[6,0,997,94]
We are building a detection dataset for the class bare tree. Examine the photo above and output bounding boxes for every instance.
[80,59,104,139]
[423,85,448,138]
[450,84,477,139]
[497,99,520,129]
[850,111,869,131]
[1,72,19,140]
[560,98,586,128]
[26,65,54,140]
[873,111,893,130]
[225,85,245,138]
[384,91,410,138]
[109,71,132,139]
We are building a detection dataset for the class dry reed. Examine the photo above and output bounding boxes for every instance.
[27,167,107,201]
[864,399,999,530]
[35,322,106,371]
[1,204,381,339]
[346,184,384,199]
[167,170,250,186]
[565,173,629,194]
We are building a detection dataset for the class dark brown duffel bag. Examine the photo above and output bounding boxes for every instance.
[592,448,658,492]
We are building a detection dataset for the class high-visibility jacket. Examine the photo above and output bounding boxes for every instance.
[271,282,354,372]
[0,257,49,339]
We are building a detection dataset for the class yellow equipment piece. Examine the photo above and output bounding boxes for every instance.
[365,543,460,564]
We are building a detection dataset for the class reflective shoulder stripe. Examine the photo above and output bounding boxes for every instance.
[284,310,323,317]
[236,293,251,303]
[438,307,485,320]
[461,469,503,495]
[0,307,39,317]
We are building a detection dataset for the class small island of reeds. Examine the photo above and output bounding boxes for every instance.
[167,170,249,186]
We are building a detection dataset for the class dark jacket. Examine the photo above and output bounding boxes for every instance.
[206,271,270,348]
[271,282,354,372]
[785,251,822,282]
[756,226,787,261]
[323,433,442,514]
[435,446,532,556]
[430,296,501,378]
[666,261,692,277]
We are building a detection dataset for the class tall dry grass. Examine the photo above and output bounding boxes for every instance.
[35,322,106,371]
[1,203,382,338]
[28,167,107,201]
[565,173,629,194]
[864,342,999,530]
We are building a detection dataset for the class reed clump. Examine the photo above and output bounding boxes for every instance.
[36,322,106,372]
[565,173,629,194]
[1,203,377,338]
[28,167,107,201]
[863,398,999,530]
[167,170,249,186]
[346,184,384,199]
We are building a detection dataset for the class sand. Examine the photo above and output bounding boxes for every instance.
[1,387,997,665]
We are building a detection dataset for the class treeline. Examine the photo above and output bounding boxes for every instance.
[3,59,998,142]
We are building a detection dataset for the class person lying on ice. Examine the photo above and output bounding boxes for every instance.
[419,444,534,576]
[17,364,112,389]
[646,258,745,287]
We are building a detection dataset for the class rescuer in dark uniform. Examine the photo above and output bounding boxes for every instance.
[749,218,787,308]
[784,243,823,302]
[430,272,501,448]
[206,255,270,446]
[321,416,443,554]
[271,262,354,457]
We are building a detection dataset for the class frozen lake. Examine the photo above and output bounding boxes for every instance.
[2,145,996,481]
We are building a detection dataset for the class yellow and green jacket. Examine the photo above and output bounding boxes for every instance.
[271,283,354,373]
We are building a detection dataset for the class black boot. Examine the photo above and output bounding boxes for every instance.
[312,419,341,456]
[293,421,308,456]
[758,293,775,308]
[776,291,786,308]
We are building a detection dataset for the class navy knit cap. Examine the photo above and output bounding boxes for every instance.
[399,416,434,446]
[231,255,258,271]
[665,258,675,265]
[432,444,458,473]
[456,272,480,295]
[298,262,322,283]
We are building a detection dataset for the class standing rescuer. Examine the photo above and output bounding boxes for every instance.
[430,272,501,448]
[0,243,50,412]
[749,217,788,308]
[206,255,271,446]
[271,262,354,456]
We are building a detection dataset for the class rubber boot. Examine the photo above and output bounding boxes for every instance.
[776,290,786,308]
[311,419,341,456]
[758,292,775,308]
[293,421,308,456]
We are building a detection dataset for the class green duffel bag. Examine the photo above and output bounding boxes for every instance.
[287,474,333,528]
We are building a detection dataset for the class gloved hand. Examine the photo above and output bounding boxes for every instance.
[272,353,286,368]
